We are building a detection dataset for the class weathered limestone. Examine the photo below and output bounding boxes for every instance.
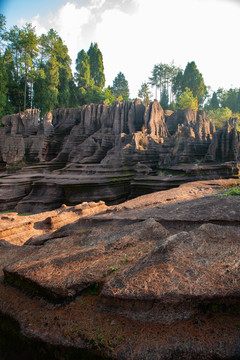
[0,102,239,212]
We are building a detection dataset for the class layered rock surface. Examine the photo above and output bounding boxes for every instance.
[0,179,240,359]
[0,102,239,212]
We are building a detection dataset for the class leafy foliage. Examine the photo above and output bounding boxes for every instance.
[172,61,207,105]
[207,107,233,129]
[177,87,198,110]
[218,186,240,196]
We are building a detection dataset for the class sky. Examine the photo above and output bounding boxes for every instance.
[0,0,240,99]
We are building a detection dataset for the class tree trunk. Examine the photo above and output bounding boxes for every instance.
[24,67,28,111]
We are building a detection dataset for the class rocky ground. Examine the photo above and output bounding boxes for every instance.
[0,179,240,359]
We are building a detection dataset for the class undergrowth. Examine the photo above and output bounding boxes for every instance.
[218,185,240,196]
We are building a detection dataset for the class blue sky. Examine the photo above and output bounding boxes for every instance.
[0,0,69,27]
[1,0,240,98]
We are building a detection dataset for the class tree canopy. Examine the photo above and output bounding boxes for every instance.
[111,72,130,101]
[172,61,207,105]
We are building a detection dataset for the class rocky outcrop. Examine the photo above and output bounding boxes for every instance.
[0,102,239,212]
[205,118,240,162]
[0,179,240,359]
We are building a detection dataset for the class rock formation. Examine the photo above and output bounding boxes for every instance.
[0,179,240,359]
[0,101,239,212]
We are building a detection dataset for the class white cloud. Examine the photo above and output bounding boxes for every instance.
[23,0,240,97]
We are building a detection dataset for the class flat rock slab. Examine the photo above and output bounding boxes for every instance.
[3,218,169,300]
[101,223,240,323]
[100,179,240,223]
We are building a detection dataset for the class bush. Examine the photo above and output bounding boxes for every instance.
[177,87,198,110]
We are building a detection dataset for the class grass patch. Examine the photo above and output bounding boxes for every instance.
[218,185,240,196]
[0,209,15,214]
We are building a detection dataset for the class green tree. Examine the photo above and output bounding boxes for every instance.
[182,61,207,104]
[221,88,240,113]
[0,56,8,118]
[33,29,73,112]
[177,87,198,110]
[7,25,24,111]
[172,62,207,105]
[103,86,115,105]
[54,36,72,107]
[138,82,152,103]
[172,70,184,100]
[87,42,105,89]
[0,14,7,56]
[112,72,129,101]
[160,86,169,110]
[149,62,180,101]
[208,107,233,129]
[75,50,91,88]
[20,23,39,110]
[209,91,219,109]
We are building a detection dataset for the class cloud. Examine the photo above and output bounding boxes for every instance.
[75,0,138,41]
[197,0,240,5]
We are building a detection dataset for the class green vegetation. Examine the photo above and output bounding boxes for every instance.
[0,14,131,118]
[207,107,233,129]
[205,88,240,129]
[177,87,198,111]
[218,186,240,196]
[138,82,152,103]
[148,61,180,104]
[111,72,129,101]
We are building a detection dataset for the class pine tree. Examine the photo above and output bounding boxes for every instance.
[75,50,91,88]
[0,55,8,118]
[209,92,219,110]
[112,72,129,101]
[87,42,105,89]
[160,86,169,110]
[138,82,152,103]
[182,61,207,104]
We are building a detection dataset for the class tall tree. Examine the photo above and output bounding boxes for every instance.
[160,86,169,110]
[20,23,38,110]
[112,72,129,101]
[149,62,180,102]
[182,61,207,104]
[34,55,59,114]
[33,29,73,112]
[0,55,8,118]
[87,42,105,89]
[220,88,240,113]
[54,37,72,107]
[208,91,219,110]
[75,50,91,89]
[0,14,7,56]
[7,25,24,111]
[138,82,152,103]
[172,62,207,105]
